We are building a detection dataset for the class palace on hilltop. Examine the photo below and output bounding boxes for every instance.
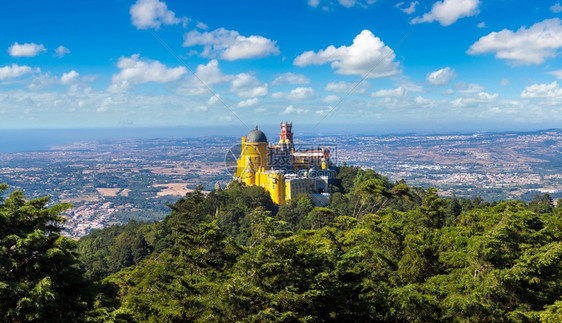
[234,122,336,205]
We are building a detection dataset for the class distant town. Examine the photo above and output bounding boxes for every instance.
[1,129,560,238]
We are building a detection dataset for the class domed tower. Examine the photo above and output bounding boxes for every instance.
[235,125,269,186]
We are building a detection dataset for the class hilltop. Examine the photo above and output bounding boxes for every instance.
[2,166,561,321]
[1,128,560,237]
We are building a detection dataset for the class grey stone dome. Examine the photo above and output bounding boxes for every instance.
[246,126,267,143]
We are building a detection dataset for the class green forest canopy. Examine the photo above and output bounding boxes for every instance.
[1,166,562,322]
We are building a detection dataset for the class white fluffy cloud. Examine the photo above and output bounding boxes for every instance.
[196,21,209,29]
[551,3,562,13]
[521,81,562,98]
[271,72,310,86]
[8,42,46,57]
[451,91,498,107]
[55,46,70,58]
[372,87,406,97]
[426,67,456,85]
[60,70,79,84]
[308,0,321,7]
[397,1,419,15]
[308,0,377,8]
[183,28,280,60]
[28,73,59,90]
[0,64,34,80]
[207,95,221,105]
[477,92,499,101]
[282,105,309,115]
[0,84,259,128]
[230,73,268,98]
[110,54,186,92]
[130,0,181,29]
[411,0,480,26]
[294,30,399,78]
[194,59,233,85]
[324,81,370,93]
[177,60,234,96]
[456,82,485,93]
[272,87,316,100]
[237,97,260,108]
[322,95,340,103]
[362,93,441,110]
[468,18,562,65]
[337,0,376,8]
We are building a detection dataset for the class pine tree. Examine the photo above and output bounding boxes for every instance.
[0,184,93,322]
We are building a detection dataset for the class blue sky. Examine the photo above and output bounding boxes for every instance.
[1,0,562,133]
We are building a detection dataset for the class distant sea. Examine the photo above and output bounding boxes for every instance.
[1,125,558,153]
[0,127,239,153]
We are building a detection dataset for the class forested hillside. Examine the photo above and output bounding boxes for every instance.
[2,167,561,322]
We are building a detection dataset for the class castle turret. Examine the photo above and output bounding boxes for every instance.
[234,122,334,206]
[235,125,269,186]
[279,121,293,147]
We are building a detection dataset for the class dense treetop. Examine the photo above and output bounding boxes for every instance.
[2,166,561,322]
